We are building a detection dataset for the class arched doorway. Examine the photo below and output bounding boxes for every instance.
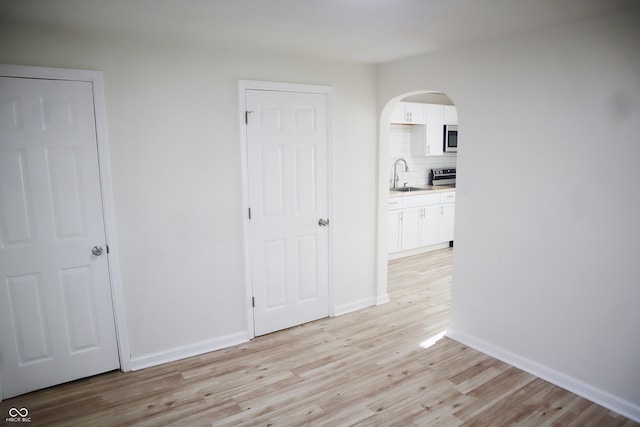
[376,91,458,309]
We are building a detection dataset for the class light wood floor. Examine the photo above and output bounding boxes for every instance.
[2,248,637,426]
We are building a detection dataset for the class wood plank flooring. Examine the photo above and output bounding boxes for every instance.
[1,248,637,426]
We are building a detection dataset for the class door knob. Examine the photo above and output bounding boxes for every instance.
[318,218,329,227]
[91,246,104,256]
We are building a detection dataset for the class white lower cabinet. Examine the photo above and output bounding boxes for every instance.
[389,191,455,254]
[439,203,455,242]
[400,207,421,250]
[388,198,403,253]
[438,192,456,242]
[401,206,439,251]
[422,206,440,246]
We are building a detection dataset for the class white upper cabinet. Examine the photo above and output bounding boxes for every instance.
[410,104,444,156]
[390,102,427,124]
[404,102,427,124]
[443,105,458,125]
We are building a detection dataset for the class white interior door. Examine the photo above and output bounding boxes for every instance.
[246,88,330,336]
[0,76,119,399]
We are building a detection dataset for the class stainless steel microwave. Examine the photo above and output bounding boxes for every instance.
[444,125,458,153]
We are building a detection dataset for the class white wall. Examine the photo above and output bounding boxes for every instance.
[377,8,640,419]
[0,25,378,363]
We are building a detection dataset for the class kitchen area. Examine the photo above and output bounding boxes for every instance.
[388,93,458,259]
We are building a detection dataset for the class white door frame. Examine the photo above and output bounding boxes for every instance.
[238,80,335,339]
[0,64,131,376]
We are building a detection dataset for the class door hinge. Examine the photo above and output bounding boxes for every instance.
[106,244,110,254]
[248,207,252,219]
[252,296,255,307]
[245,110,254,124]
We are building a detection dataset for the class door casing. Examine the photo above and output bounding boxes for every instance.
[0,64,131,399]
[238,80,335,338]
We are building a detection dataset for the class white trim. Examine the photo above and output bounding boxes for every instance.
[0,63,102,81]
[238,81,254,338]
[375,98,400,308]
[238,80,335,338]
[388,242,451,260]
[129,332,250,371]
[376,293,390,306]
[446,329,640,423]
[0,63,131,372]
[334,297,378,317]
[91,71,132,372]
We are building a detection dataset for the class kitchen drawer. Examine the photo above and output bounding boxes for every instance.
[440,191,456,203]
[389,198,403,210]
[402,193,441,208]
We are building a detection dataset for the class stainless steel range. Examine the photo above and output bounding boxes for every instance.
[429,168,456,188]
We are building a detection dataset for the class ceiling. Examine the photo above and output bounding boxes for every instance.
[0,0,637,64]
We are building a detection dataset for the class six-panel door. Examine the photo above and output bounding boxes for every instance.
[246,89,330,336]
[0,77,119,398]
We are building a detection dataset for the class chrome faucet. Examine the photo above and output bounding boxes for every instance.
[393,158,409,188]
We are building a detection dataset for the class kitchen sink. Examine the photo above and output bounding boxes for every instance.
[391,187,425,192]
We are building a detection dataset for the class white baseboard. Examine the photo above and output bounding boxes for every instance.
[388,242,450,260]
[376,293,390,305]
[129,331,250,371]
[334,297,377,317]
[446,329,640,423]
[334,294,388,317]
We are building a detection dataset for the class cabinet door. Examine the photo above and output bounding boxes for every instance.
[443,105,458,125]
[404,102,426,124]
[388,210,403,253]
[410,104,444,156]
[439,203,455,242]
[391,102,426,124]
[390,102,408,124]
[400,207,422,250]
[419,205,439,246]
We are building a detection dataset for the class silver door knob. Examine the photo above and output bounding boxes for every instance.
[318,218,329,227]
[91,246,104,256]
